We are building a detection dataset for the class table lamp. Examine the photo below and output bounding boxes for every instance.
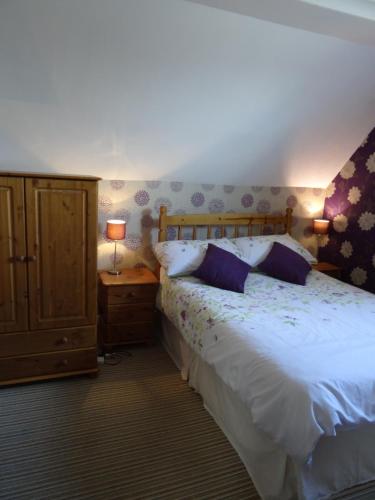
[313,219,330,235]
[106,219,126,275]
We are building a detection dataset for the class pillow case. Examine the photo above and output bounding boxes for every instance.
[231,233,316,267]
[192,243,251,293]
[153,238,242,277]
[258,242,311,285]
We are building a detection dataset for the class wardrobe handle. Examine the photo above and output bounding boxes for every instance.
[15,256,26,262]
[26,256,37,262]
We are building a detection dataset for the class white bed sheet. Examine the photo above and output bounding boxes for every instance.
[161,314,375,500]
[158,268,375,499]
[159,269,375,463]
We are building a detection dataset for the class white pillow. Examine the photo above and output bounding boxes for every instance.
[153,238,242,277]
[231,233,317,267]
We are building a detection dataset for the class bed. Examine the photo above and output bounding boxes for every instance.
[154,206,375,500]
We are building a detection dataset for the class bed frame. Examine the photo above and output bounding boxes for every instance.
[158,206,293,242]
[156,204,375,499]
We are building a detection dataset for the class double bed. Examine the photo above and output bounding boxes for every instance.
[154,206,375,500]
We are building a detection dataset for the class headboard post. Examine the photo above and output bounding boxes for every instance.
[159,205,168,242]
[157,205,294,242]
[285,207,293,234]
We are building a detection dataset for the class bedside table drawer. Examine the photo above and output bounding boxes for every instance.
[107,284,158,305]
[106,322,154,345]
[98,268,158,351]
[106,303,155,324]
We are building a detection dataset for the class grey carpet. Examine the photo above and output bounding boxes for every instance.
[0,346,258,500]
[1,345,374,500]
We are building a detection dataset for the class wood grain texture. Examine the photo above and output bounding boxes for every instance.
[99,267,158,286]
[105,303,156,324]
[0,170,101,181]
[107,284,159,305]
[0,177,28,333]
[102,322,155,345]
[25,178,97,330]
[0,348,97,385]
[98,268,158,350]
[0,173,98,385]
[158,206,293,242]
[0,325,95,357]
[312,261,341,279]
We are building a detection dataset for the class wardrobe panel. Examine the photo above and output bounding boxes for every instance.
[0,177,28,333]
[25,178,97,330]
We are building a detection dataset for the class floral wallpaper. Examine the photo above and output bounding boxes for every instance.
[97,181,325,271]
[319,127,375,293]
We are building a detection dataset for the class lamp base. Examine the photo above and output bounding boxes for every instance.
[107,270,122,275]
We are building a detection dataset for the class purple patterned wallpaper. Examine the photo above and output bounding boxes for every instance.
[319,127,375,293]
[97,181,325,271]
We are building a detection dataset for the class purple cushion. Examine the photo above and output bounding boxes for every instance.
[192,243,251,293]
[258,242,311,285]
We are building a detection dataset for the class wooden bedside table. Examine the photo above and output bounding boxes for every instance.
[312,262,341,279]
[98,268,159,352]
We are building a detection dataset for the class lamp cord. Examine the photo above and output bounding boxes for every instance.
[104,351,132,366]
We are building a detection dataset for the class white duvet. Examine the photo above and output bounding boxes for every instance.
[159,270,375,463]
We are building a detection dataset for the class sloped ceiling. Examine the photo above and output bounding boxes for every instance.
[0,0,374,187]
[189,0,375,46]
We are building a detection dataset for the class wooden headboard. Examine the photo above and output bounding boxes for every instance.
[158,206,293,242]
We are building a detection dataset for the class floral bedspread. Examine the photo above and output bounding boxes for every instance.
[161,270,368,351]
[160,270,375,463]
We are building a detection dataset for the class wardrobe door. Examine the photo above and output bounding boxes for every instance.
[25,178,97,330]
[0,177,28,333]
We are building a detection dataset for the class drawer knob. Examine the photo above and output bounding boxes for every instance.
[58,359,68,367]
[128,292,136,298]
[57,336,69,345]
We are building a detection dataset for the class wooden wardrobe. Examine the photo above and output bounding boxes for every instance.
[0,172,100,385]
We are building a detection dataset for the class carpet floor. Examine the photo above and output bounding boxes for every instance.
[0,346,258,500]
[1,345,375,500]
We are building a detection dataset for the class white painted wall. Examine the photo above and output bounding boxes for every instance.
[0,0,374,187]
[190,0,375,45]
